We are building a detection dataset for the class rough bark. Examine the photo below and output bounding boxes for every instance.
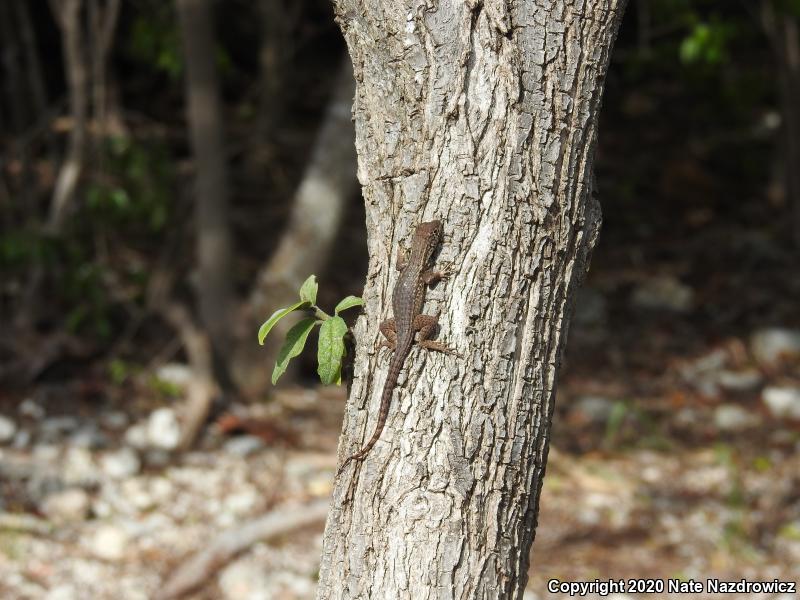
[177,0,235,359]
[317,1,626,598]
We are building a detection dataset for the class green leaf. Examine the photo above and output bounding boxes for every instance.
[258,301,307,345]
[272,318,318,385]
[317,316,348,385]
[298,275,318,305]
[334,295,364,315]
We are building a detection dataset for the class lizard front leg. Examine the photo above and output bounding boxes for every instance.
[421,264,453,286]
[378,318,397,351]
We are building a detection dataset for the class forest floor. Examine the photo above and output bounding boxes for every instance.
[1,199,799,599]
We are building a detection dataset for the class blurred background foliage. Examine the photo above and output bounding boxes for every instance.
[0,0,797,403]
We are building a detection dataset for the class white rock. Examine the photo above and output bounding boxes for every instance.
[41,488,91,522]
[147,408,181,450]
[101,411,129,430]
[717,369,762,392]
[33,444,61,462]
[631,275,694,312]
[149,477,174,501]
[69,424,108,449]
[0,415,17,443]
[674,407,698,427]
[45,585,77,600]
[680,348,728,377]
[762,386,800,420]
[219,561,271,600]
[124,423,149,449]
[101,447,141,479]
[224,489,258,516]
[89,524,130,561]
[19,398,45,419]
[713,404,759,431]
[144,449,171,467]
[155,363,193,388]
[223,435,265,456]
[63,447,97,485]
[268,572,316,597]
[751,328,800,368]
[571,395,615,423]
[13,429,31,448]
[40,416,79,437]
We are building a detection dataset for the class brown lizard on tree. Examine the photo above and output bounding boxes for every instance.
[337,220,453,476]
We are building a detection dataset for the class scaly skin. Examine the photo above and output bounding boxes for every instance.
[337,220,451,476]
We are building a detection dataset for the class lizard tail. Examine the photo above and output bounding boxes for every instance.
[336,353,403,477]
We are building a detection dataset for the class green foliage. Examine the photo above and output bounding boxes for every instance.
[334,296,364,315]
[603,400,630,448]
[148,374,182,398]
[258,275,362,386]
[258,301,310,346]
[63,261,112,338]
[108,359,134,385]
[272,317,317,385]
[0,231,53,268]
[317,316,348,385]
[87,136,173,232]
[774,0,800,19]
[127,4,183,79]
[298,275,318,305]
[126,1,234,81]
[679,21,733,65]
[778,522,800,541]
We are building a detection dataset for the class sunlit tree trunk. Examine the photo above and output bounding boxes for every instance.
[318,1,627,598]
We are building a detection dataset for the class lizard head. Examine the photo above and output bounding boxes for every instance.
[416,220,443,251]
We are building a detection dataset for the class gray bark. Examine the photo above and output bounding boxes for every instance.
[318,1,626,598]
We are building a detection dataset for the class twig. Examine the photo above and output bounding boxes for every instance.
[0,513,54,537]
[154,499,330,600]
[146,267,218,451]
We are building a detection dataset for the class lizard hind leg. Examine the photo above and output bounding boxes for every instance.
[413,314,454,354]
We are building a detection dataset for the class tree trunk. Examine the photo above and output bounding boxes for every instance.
[177,0,235,359]
[48,0,88,232]
[761,1,800,249]
[318,1,627,598]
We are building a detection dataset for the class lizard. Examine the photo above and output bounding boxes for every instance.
[337,220,453,476]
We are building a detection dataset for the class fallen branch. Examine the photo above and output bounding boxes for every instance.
[0,513,54,536]
[146,267,217,451]
[155,499,330,600]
